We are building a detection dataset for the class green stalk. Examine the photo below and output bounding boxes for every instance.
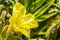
[0,35,3,40]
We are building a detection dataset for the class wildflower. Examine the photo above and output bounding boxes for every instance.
[9,2,38,38]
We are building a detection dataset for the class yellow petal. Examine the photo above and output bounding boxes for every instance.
[12,24,30,38]
[13,2,26,17]
[9,2,26,24]
[9,2,38,38]
[9,12,19,24]
[17,14,38,28]
[17,14,34,24]
[18,29,30,38]
[22,20,38,28]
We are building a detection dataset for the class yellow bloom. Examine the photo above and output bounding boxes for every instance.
[9,2,38,38]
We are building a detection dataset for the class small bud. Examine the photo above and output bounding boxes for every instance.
[6,13,11,18]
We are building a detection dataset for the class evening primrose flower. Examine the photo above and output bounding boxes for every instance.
[9,2,38,38]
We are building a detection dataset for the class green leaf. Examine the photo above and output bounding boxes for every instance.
[34,0,55,18]
[23,0,30,7]
[36,12,57,22]
[46,23,59,40]
[5,25,12,40]
[0,17,3,33]
[1,10,7,22]
[27,0,46,13]
[37,24,51,35]
[1,25,12,40]
[6,35,13,40]
[30,0,46,13]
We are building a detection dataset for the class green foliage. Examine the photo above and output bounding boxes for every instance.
[0,0,60,40]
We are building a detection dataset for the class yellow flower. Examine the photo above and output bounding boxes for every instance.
[9,2,38,38]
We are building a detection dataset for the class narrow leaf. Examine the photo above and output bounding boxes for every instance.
[32,0,46,12]
[36,12,57,22]
[34,0,55,18]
